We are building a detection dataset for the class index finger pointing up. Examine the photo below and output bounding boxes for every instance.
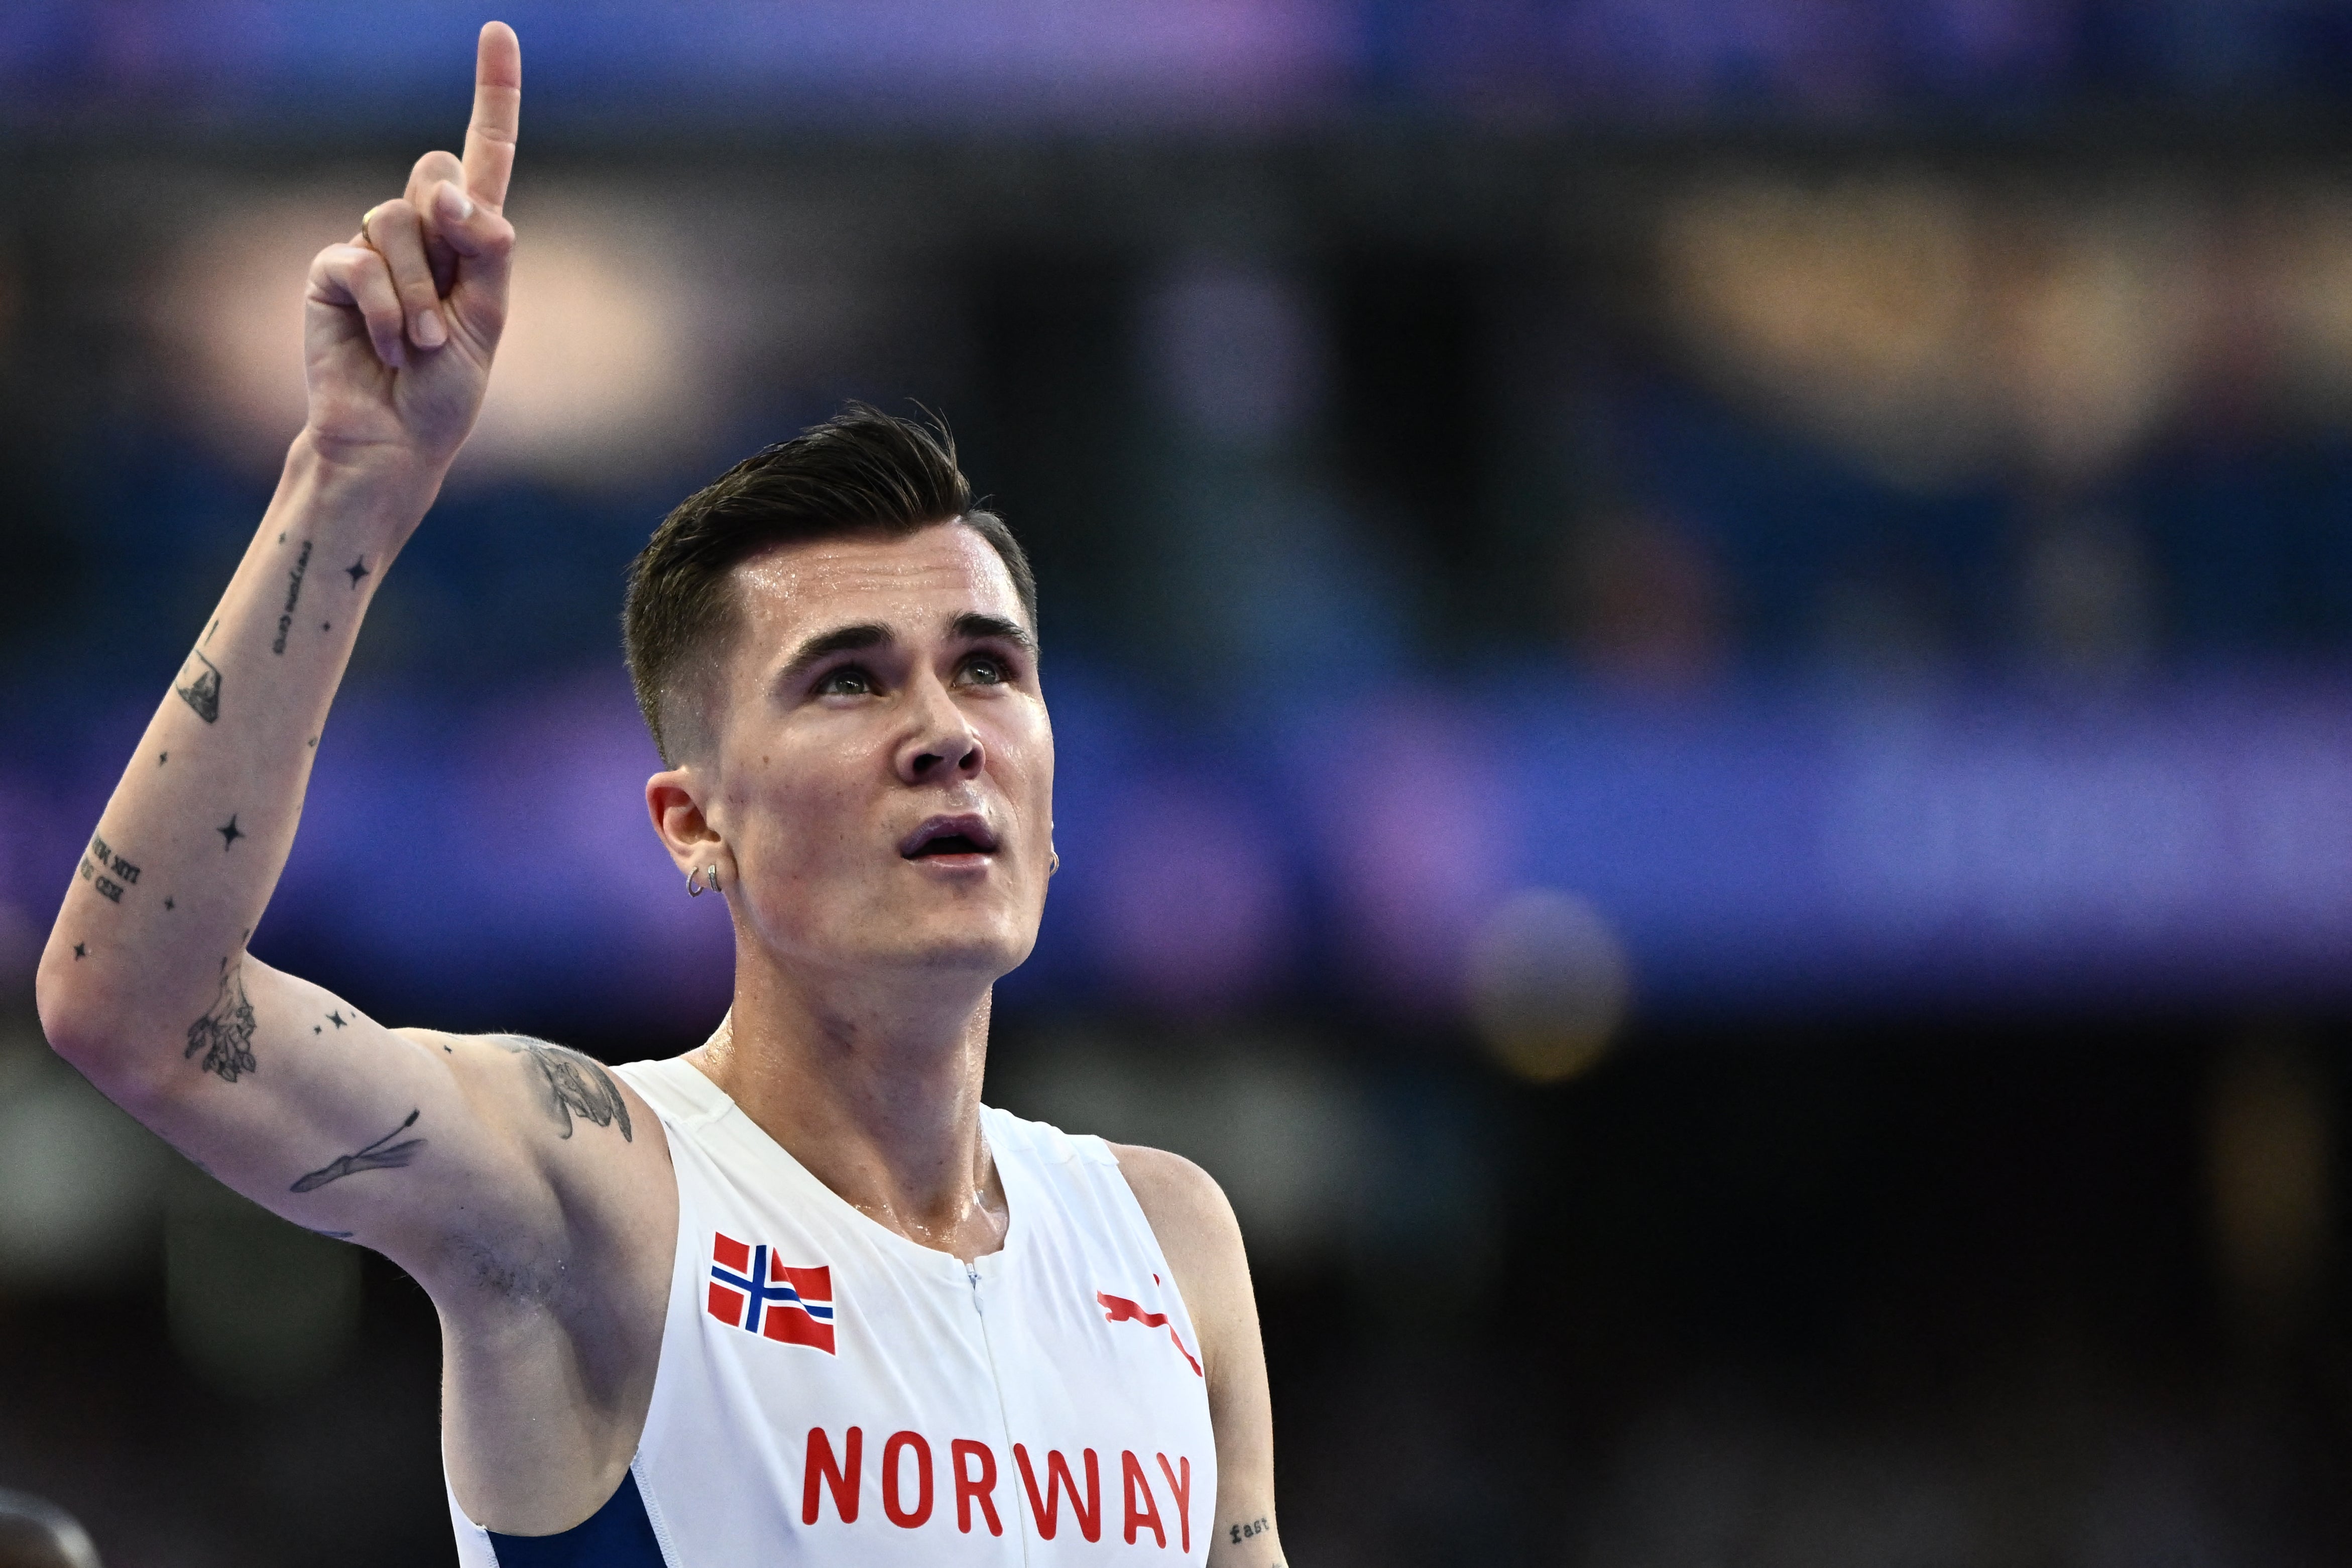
[462,21,521,213]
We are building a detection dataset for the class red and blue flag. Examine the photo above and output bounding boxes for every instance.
[708,1233,836,1353]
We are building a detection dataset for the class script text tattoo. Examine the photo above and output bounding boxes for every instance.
[78,829,143,904]
[271,539,312,654]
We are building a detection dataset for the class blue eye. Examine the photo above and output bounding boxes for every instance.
[963,656,1007,685]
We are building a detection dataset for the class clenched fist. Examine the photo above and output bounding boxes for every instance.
[302,22,521,474]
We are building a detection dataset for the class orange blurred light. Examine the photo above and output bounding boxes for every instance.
[154,185,720,488]
[1464,888,1631,1083]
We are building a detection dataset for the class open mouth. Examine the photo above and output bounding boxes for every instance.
[901,815,1001,860]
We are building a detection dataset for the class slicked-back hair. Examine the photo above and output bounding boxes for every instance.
[623,405,1036,764]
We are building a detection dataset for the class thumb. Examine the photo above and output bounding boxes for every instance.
[431,179,516,346]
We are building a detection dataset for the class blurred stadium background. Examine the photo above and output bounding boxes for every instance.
[5,0,2352,1561]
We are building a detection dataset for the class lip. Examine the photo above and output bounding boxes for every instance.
[899,813,1001,860]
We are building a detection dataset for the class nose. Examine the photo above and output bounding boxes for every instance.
[895,672,984,785]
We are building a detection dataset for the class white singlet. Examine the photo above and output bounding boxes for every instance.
[446,1054,1218,1565]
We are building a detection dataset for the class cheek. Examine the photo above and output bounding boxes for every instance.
[989,708,1054,791]
[1020,747,1057,832]
[727,749,871,878]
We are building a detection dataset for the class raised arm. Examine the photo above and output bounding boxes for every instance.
[31,25,644,1287]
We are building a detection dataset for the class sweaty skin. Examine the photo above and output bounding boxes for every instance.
[32,21,1286,1563]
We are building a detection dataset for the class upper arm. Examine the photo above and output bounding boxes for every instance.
[1111,1143,1287,1568]
[61,947,663,1302]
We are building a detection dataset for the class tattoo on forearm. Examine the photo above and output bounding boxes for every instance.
[71,941,86,959]
[91,832,139,885]
[291,1109,425,1192]
[175,649,221,723]
[344,557,371,588]
[502,1038,633,1141]
[77,831,142,904]
[77,831,137,904]
[1229,1518,1271,1545]
[77,857,119,901]
[185,957,259,1081]
[271,540,312,654]
[216,815,244,850]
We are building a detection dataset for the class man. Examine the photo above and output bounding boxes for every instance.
[34,23,1284,1565]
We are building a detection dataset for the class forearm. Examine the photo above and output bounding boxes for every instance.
[37,434,439,1069]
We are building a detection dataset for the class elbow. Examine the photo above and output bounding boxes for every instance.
[34,933,149,1082]
[34,946,181,1117]
[35,936,109,1065]
[35,954,193,1125]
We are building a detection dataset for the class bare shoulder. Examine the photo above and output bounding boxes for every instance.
[1108,1142,1240,1244]
[395,1028,659,1148]
[1106,1143,1254,1367]
[385,1026,671,1298]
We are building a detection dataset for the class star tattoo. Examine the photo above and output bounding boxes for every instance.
[344,558,371,587]
[158,752,168,765]
[217,815,245,850]
[327,1011,346,1028]
[164,897,175,910]
[72,942,86,959]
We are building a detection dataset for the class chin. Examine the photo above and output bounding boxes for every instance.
[862,915,1037,980]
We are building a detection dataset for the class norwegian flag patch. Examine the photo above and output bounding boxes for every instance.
[708,1232,836,1353]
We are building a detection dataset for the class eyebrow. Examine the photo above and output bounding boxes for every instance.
[951,612,1037,653]
[777,613,1037,684]
[779,622,892,682]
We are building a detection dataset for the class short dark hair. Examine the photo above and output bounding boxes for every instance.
[623,405,1035,764]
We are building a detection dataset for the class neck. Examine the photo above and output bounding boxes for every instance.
[686,951,1008,1262]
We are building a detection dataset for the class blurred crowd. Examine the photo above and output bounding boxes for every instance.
[3,3,2351,1564]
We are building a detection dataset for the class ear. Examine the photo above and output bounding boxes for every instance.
[646,765,731,883]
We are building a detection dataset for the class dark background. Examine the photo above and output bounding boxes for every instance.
[4,3,2352,1563]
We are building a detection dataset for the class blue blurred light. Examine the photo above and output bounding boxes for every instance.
[8,0,2352,131]
[13,661,2352,1025]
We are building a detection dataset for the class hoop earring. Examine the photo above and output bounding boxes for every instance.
[686,864,722,897]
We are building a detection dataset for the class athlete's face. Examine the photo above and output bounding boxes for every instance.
[675,523,1053,984]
